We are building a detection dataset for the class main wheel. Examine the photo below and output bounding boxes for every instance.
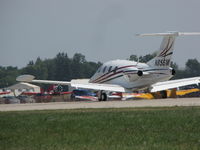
[98,91,108,101]
[101,93,107,101]
[160,90,167,99]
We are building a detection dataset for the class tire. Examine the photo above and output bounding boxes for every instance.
[102,93,107,101]
[98,91,107,101]
[160,90,167,99]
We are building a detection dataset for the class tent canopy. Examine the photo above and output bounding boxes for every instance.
[7,82,40,92]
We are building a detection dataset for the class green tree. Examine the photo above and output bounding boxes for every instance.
[0,66,20,88]
[129,55,138,61]
[71,53,86,79]
[139,53,157,63]
[185,59,200,77]
[54,52,71,81]
[129,53,156,63]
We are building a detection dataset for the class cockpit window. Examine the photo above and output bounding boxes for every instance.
[103,66,107,73]
[108,66,112,72]
[97,66,102,73]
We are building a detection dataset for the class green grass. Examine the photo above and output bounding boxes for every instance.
[1,107,200,150]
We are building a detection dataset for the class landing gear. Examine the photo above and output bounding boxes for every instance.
[98,91,108,101]
[160,90,167,99]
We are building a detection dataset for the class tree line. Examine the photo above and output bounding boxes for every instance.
[0,53,101,88]
[0,52,200,88]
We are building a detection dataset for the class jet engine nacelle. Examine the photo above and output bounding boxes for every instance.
[123,68,144,82]
[137,70,143,76]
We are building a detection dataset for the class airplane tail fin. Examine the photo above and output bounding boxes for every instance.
[137,32,200,68]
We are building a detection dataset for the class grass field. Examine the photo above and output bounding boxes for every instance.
[0,107,200,150]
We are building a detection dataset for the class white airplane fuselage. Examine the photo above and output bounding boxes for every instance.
[90,59,173,91]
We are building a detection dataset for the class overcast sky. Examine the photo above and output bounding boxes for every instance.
[1,0,200,68]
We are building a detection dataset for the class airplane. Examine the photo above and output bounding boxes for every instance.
[16,31,200,101]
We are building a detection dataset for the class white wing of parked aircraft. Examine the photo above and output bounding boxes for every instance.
[16,75,127,92]
[151,77,200,92]
[17,31,200,100]
[71,81,126,92]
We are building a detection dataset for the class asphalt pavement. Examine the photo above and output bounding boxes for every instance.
[1,97,200,111]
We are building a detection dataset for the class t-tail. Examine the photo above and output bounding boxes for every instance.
[137,31,200,69]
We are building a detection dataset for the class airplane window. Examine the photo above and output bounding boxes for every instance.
[113,66,118,72]
[103,66,107,73]
[108,66,112,72]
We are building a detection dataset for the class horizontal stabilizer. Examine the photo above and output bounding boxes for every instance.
[136,32,200,37]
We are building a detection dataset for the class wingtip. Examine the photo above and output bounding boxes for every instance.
[135,34,141,36]
[136,31,200,37]
[16,75,35,82]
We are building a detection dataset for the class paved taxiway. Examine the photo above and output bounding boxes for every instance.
[1,97,200,111]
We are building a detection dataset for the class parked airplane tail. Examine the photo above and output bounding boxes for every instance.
[137,32,200,69]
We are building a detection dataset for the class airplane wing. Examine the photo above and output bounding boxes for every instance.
[70,80,126,92]
[16,75,126,93]
[17,75,200,94]
[150,77,200,92]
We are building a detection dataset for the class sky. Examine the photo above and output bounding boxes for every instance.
[1,0,200,68]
